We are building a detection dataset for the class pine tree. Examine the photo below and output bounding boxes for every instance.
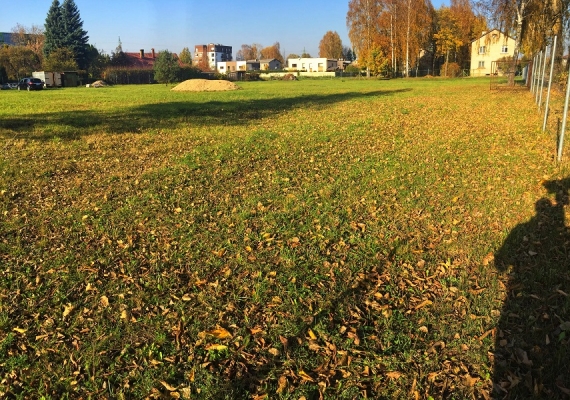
[43,0,63,59]
[61,0,89,69]
[43,0,89,69]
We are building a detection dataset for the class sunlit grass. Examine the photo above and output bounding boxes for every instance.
[1,78,569,399]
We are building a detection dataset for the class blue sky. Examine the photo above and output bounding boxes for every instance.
[1,0,449,57]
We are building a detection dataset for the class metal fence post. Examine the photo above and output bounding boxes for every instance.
[539,46,548,111]
[543,36,557,132]
[530,55,536,93]
[535,52,542,104]
[557,68,570,162]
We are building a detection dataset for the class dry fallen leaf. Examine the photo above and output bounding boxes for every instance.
[276,376,287,394]
[386,371,403,379]
[200,327,232,339]
[205,344,228,351]
[298,370,314,382]
[100,296,109,308]
[63,303,74,319]
[13,327,27,334]
[160,380,177,391]
[307,329,317,340]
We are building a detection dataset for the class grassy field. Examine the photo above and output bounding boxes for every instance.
[1,78,569,399]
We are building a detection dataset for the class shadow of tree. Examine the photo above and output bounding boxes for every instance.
[494,177,570,398]
[0,88,412,141]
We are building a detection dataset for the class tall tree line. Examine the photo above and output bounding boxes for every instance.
[346,0,488,76]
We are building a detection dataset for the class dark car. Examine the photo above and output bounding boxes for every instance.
[17,77,44,91]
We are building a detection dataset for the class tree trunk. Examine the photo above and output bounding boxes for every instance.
[405,0,411,77]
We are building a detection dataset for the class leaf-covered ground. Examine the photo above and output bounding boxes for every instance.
[0,79,569,399]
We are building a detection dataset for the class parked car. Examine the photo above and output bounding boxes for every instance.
[9,83,18,89]
[1,83,10,90]
[17,77,44,91]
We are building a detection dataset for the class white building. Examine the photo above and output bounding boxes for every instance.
[286,58,338,72]
[194,43,232,70]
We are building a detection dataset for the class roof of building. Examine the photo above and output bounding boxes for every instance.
[123,50,180,69]
[471,29,512,43]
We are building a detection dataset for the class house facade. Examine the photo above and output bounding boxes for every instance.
[470,29,516,77]
[194,44,232,70]
[286,58,338,72]
[260,59,282,70]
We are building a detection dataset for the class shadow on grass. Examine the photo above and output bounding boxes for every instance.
[494,177,570,398]
[0,88,412,141]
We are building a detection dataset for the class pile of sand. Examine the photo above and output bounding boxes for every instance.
[92,80,109,87]
[171,79,240,92]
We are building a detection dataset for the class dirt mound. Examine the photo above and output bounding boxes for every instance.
[282,73,297,81]
[171,79,240,92]
[92,80,109,87]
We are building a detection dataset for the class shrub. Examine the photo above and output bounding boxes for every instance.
[440,62,461,78]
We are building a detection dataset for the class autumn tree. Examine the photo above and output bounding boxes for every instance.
[287,53,300,59]
[319,31,344,58]
[42,47,78,71]
[179,47,192,65]
[434,7,463,76]
[347,0,383,76]
[0,45,41,79]
[11,24,45,63]
[260,42,284,63]
[236,44,262,61]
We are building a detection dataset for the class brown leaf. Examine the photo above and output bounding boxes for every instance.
[386,371,403,379]
[100,295,109,308]
[414,299,432,310]
[463,374,479,387]
[276,376,288,394]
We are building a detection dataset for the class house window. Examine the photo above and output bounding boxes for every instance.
[479,46,486,54]
[501,46,508,53]
[478,61,485,68]
[292,63,297,68]
[220,66,224,70]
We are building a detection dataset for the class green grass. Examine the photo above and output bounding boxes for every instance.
[1,78,569,399]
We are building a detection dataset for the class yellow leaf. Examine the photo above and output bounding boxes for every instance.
[204,327,232,339]
[120,310,128,320]
[298,370,314,382]
[205,344,228,351]
[13,327,27,334]
[181,294,191,301]
[100,296,109,308]
[160,380,177,391]
[307,329,317,340]
[63,303,74,318]
[268,348,280,356]
[174,207,182,213]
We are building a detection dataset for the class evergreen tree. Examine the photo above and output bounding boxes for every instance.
[43,0,89,69]
[153,50,180,84]
[61,0,89,69]
[43,0,63,59]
